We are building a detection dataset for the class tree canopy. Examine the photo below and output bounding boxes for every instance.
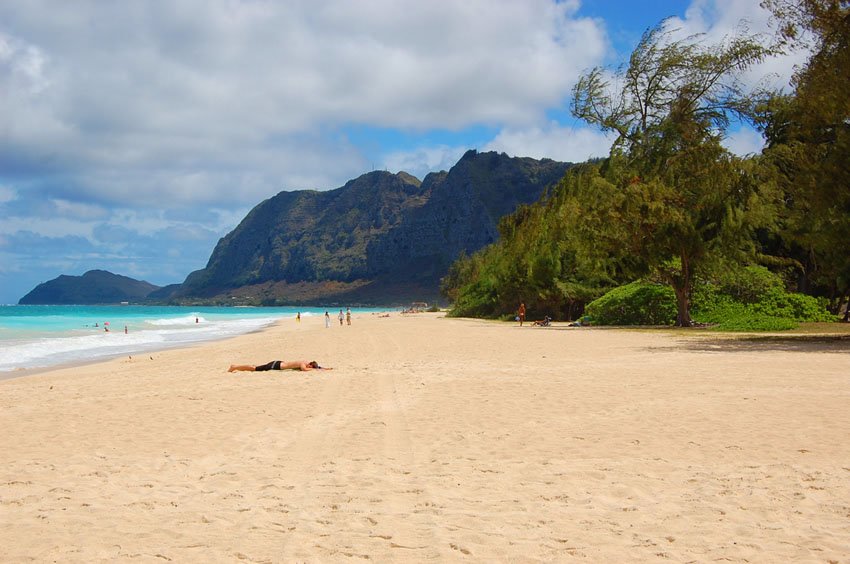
[756,0,850,317]
[569,23,774,326]
[441,2,849,325]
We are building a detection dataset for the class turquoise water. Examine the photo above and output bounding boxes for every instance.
[0,305,380,373]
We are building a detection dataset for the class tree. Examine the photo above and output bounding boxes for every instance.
[756,0,850,318]
[441,177,621,321]
[570,23,775,326]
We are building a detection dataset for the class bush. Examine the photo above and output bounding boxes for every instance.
[716,265,784,304]
[447,277,499,318]
[751,288,836,322]
[710,313,799,332]
[585,282,677,325]
[583,269,836,330]
[691,266,836,331]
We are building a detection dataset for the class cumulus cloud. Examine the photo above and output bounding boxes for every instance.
[0,0,614,302]
[0,185,16,204]
[665,0,809,90]
[484,123,616,163]
[723,126,766,157]
[381,145,470,180]
[0,0,607,207]
[0,0,808,303]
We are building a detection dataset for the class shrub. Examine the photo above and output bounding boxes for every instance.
[692,266,836,331]
[585,282,677,325]
[711,313,799,332]
[751,288,836,322]
[584,269,836,330]
[716,265,784,304]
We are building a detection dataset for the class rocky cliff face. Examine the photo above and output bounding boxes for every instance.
[366,150,570,283]
[180,170,429,297]
[178,151,570,303]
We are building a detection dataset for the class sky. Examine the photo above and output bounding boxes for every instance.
[0,0,807,304]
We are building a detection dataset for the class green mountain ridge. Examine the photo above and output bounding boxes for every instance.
[19,270,161,305]
[18,151,571,306]
[176,150,570,304]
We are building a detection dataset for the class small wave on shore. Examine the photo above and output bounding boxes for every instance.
[0,305,386,374]
[0,315,279,373]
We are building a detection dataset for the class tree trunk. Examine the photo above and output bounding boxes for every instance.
[673,250,693,327]
[673,284,693,327]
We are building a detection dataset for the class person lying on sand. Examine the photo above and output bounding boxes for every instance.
[228,360,332,372]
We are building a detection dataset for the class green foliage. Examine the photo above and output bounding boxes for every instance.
[442,7,849,327]
[755,1,850,315]
[691,265,836,330]
[711,314,799,332]
[715,265,784,303]
[442,174,619,320]
[444,247,503,318]
[570,22,775,326]
[582,266,835,330]
[585,282,677,325]
[750,288,836,322]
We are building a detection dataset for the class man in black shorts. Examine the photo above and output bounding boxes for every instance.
[228,360,332,372]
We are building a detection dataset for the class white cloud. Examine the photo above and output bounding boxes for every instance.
[484,122,616,163]
[0,0,608,210]
[0,216,93,239]
[723,126,765,157]
[668,0,810,90]
[0,185,16,204]
[49,198,109,221]
[381,146,470,179]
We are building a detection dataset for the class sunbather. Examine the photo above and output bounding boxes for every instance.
[228,360,332,372]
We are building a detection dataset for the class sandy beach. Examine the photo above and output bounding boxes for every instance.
[1,312,849,562]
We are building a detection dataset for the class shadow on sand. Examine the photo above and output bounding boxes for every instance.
[670,334,850,354]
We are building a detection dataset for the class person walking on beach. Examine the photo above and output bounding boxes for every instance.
[296,312,301,323]
[324,311,331,328]
[228,360,332,372]
[518,302,526,326]
[346,307,351,326]
[338,309,344,326]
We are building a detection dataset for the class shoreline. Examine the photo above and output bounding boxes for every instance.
[0,318,287,382]
[0,318,850,382]
[0,306,394,380]
[4,316,848,382]
[2,312,849,561]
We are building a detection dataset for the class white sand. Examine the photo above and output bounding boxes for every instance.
[1,313,849,562]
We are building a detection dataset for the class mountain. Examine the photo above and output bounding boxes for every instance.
[177,151,570,305]
[18,270,161,305]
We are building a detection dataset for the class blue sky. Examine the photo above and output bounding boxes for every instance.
[0,0,804,304]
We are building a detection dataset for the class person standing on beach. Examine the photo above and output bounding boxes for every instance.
[296,312,301,323]
[338,309,344,326]
[325,311,331,328]
[518,302,526,326]
[346,307,351,326]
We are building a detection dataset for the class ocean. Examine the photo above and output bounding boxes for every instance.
[0,305,380,374]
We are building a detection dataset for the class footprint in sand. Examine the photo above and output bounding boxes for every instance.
[450,543,471,555]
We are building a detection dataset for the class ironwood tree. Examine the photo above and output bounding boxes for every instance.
[756,0,850,318]
[569,23,775,326]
